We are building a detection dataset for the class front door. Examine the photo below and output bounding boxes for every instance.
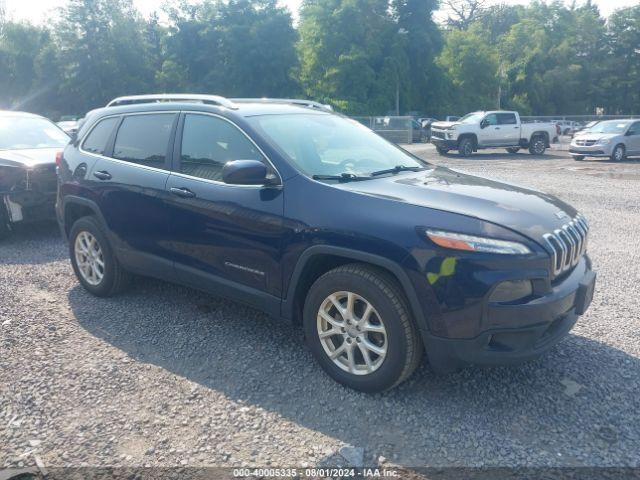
[626,121,640,155]
[497,112,520,146]
[165,113,285,313]
[477,113,500,146]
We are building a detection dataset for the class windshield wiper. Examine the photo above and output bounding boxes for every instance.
[312,173,370,182]
[370,165,426,177]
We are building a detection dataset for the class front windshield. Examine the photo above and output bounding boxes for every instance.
[247,113,426,177]
[458,112,484,124]
[588,121,631,134]
[0,116,69,150]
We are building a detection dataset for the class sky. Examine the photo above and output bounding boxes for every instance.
[2,0,638,24]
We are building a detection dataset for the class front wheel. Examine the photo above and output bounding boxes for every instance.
[69,216,131,297]
[458,138,474,157]
[573,155,585,161]
[303,264,423,392]
[528,136,546,155]
[506,147,520,154]
[611,144,625,162]
[435,146,448,155]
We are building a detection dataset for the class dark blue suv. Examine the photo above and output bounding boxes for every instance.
[57,94,596,392]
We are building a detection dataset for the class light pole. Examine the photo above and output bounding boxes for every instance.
[395,28,408,116]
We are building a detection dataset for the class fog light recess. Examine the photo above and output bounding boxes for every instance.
[489,280,533,303]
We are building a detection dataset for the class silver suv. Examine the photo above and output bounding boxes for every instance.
[570,119,640,161]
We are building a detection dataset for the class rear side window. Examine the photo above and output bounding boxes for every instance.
[113,114,176,169]
[82,117,118,155]
[179,114,263,181]
[497,113,517,125]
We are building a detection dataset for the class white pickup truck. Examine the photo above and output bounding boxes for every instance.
[430,111,559,157]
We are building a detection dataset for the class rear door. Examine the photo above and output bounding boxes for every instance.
[88,112,178,276]
[164,112,285,312]
[497,112,520,146]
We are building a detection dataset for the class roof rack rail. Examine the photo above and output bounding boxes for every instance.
[106,94,237,109]
[231,98,333,112]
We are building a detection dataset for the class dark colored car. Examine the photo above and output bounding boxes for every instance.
[57,95,596,392]
[0,111,69,238]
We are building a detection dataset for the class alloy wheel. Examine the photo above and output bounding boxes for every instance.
[316,291,387,375]
[74,231,105,286]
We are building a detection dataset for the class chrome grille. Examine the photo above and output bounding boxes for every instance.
[543,215,589,277]
[575,139,596,146]
[431,130,445,139]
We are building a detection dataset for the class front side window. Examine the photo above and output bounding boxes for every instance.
[247,113,425,178]
[627,122,640,136]
[484,114,498,126]
[82,117,119,155]
[180,114,264,181]
[0,116,69,150]
[113,114,176,169]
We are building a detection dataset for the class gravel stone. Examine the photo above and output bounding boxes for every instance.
[0,145,639,468]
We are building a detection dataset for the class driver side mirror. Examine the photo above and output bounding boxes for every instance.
[222,160,279,186]
[480,119,488,129]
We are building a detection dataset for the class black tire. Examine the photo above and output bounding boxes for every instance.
[506,147,520,154]
[611,144,625,162]
[0,205,11,240]
[573,155,585,161]
[303,263,423,392]
[435,146,448,155]
[69,216,131,297]
[458,137,474,157]
[528,136,546,155]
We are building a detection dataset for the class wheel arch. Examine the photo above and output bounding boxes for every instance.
[457,133,477,150]
[530,130,550,147]
[62,196,108,239]
[283,246,428,338]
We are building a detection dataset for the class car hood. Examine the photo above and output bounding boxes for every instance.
[337,167,578,241]
[431,121,460,129]
[572,132,620,142]
[0,148,59,168]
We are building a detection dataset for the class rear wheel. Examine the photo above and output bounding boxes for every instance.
[69,216,131,297]
[528,136,546,155]
[506,147,520,154]
[458,137,474,157]
[611,144,625,162]
[303,264,423,392]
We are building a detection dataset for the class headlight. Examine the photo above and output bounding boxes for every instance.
[597,138,610,145]
[425,229,531,254]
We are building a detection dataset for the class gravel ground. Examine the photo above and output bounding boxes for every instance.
[1,145,639,472]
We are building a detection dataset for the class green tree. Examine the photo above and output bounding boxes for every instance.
[164,0,298,97]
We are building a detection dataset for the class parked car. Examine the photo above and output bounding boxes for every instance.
[57,94,596,392]
[570,119,640,161]
[430,111,558,157]
[418,117,438,141]
[57,116,80,136]
[555,120,580,136]
[411,119,428,143]
[0,111,69,238]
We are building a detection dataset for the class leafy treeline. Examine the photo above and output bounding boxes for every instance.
[0,0,638,118]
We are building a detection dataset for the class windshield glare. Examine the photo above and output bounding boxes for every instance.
[0,116,69,150]
[458,112,484,124]
[248,113,425,177]
[588,121,631,134]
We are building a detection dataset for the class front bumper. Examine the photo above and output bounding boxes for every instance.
[431,137,458,149]
[423,258,596,372]
[569,144,612,157]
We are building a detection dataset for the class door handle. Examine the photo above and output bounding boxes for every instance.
[170,187,196,198]
[93,170,112,181]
